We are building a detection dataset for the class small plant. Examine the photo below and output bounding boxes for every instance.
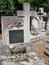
[45,61,49,65]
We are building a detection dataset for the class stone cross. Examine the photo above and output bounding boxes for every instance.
[37,8,46,20]
[37,8,47,31]
[17,3,38,42]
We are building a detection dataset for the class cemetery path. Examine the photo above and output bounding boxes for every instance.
[0,34,49,64]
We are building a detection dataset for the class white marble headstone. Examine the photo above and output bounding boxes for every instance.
[1,16,25,45]
[1,3,41,46]
[1,3,45,47]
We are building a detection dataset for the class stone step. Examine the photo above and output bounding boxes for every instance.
[46,42,49,47]
[46,40,49,43]
[46,46,49,50]
[44,49,49,55]
[46,42,49,45]
[46,31,49,35]
[45,40,49,51]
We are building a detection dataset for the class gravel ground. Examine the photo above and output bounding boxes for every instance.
[0,34,49,65]
[33,43,49,64]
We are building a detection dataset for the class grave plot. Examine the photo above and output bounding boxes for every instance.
[0,2,47,65]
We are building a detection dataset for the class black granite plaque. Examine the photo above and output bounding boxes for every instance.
[9,30,24,43]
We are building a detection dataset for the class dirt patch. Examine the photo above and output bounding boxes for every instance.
[33,41,49,65]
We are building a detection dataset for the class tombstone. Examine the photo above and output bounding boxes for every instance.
[1,3,41,46]
[17,3,39,36]
[1,3,45,65]
[37,8,46,31]
[37,8,46,20]
[17,3,44,35]
[1,16,24,45]
[1,3,46,53]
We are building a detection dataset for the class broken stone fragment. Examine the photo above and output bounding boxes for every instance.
[9,46,26,54]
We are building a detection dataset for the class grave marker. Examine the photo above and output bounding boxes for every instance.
[37,8,46,20]
[37,8,46,31]
[17,3,41,35]
[1,3,45,46]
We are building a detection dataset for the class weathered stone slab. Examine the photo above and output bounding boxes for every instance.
[0,45,9,55]
[10,46,26,54]
[2,57,45,65]
[2,61,17,65]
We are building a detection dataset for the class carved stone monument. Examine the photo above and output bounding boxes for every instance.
[1,2,46,65]
[37,8,46,31]
[1,3,43,46]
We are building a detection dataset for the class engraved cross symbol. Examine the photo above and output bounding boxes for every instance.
[37,9,43,20]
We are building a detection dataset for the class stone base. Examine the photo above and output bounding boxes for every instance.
[44,49,49,56]
[10,46,26,54]
[44,40,49,56]
[0,45,10,56]
[46,30,49,35]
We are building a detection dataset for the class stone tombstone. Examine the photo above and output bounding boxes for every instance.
[1,16,25,45]
[17,3,42,35]
[37,8,46,31]
[37,8,46,20]
[1,3,39,44]
[47,12,49,30]
[1,2,42,46]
